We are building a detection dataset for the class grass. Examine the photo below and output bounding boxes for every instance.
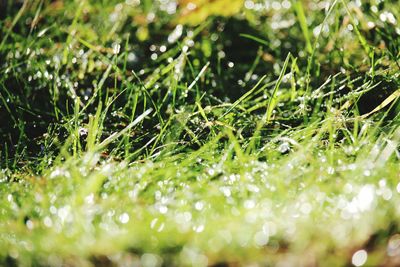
[0,0,400,266]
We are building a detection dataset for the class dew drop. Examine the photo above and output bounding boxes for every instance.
[254,231,269,246]
[119,213,129,224]
[352,250,367,266]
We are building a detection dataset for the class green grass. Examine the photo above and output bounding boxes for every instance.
[0,0,400,266]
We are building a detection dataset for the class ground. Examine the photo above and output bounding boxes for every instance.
[0,0,399,266]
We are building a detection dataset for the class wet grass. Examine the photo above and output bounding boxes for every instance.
[0,0,400,266]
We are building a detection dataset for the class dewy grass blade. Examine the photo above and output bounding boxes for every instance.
[246,53,291,152]
[220,75,267,119]
[265,53,291,123]
[188,61,210,91]
[0,0,28,50]
[239,34,269,46]
[360,88,400,119]
[62,1,85,64]
[97,108,152,151]
[340,0,371,57]
[293,1,312,54]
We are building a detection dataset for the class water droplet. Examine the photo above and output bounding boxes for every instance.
[141,253,162,267]
[112,43,121,54]
[244,200,255,209]
[327,166,335,175]
[195,201,204,211]
[26,220,34,230]
[193,224,204,233]
[151,53,158,60]
[168,25,183,44]
[159,205,168,214]
[300,202,312,215]
[119,213,129,224]
[43,217,53,228]
[79,127,88,136]
[254,231,269,246]
[355,185,375,212]
[387,234,400,256]
[278,142,290,154]
[352,250,367,266]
